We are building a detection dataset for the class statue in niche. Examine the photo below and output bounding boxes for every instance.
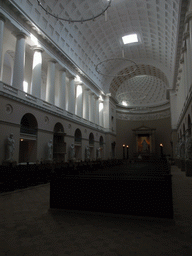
[96,147,101,159]
[69,144,75,161]
[47,139,53,161]
[142,139,148,152]
[6,133,15,162]
[85,146,90,161]
[185,136,192,160]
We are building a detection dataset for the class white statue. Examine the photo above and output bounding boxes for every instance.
[69,144,75,161]
[142,139,148,152]
[47,139,53,160]
[96,147,101,159]
[6,133,15,161]
[85,146,90,160]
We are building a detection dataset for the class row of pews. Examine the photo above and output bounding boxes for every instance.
[50,158,173,219]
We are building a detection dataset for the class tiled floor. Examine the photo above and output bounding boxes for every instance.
[0,166,192,256]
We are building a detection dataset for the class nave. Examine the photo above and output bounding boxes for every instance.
[0,165,192,256]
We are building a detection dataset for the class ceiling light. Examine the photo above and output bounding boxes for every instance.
[122,34,138,45]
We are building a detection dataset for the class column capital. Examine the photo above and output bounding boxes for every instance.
[185,11,192,23]
[94,95,100,100]
[12,31,27,39]
[48,59,57,64]
[184,31,190,40]
[181,45,187,53]
[31,46,44,53]
[69,75,76,80]
[59,68,67,73]
[180,56,184,64]
[0,13,6,23]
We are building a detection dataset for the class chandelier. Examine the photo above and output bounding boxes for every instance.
[95,58,138,77]
[37,0,112,23]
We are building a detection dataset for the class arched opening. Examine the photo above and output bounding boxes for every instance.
[89,133,95,160]
[74,128,82,161]
[19,113,38,163]
[53,123,66,162]
[99,136,104,159]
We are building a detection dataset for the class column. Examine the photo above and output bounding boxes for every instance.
[31,47,43,98]
[68,76,75,114]
[185,12,192,90]
[59,69,66,110]
[99,101,104,127]
[0,14,6,81]
[182,45,187,99]
[89,92,95,122]
[12,32,27,91]
[184,31,191,92]
[75,83,83,117]
[170,90,178,130]
[83,87,89,120]
[95,96,99,125]
[46,60,56,104]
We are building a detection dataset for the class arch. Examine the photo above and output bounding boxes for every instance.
[53,123,66,162]
[74,128,82,161]
[99,136,104,146]
[19,113,38,163]
[54,122,64,133]
[20,113,38,135]
[75,128,82,143]
[89,132,94,145]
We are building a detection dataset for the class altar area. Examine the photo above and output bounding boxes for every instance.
[132,126,156,160]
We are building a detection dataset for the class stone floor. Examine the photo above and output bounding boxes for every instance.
[0,165,192,256]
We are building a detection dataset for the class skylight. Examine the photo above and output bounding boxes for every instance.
[122,34,138,45]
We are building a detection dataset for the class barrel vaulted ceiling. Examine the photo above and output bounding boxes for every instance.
[2,0,190,114]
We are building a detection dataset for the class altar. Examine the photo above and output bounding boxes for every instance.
[132,126,156,158]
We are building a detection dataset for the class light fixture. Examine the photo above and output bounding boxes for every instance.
[37,0,111,23]
[95,58,138,77]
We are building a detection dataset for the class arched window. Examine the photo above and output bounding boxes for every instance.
[99,136,104,147]
[19,113,38,163]
[20,113,38,135]
[53,123,66,162]
[74,128,82,144]
[89,133,94,145]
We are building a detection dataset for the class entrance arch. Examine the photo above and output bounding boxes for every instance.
[89,133,94,160]
[74,128,82,161]
[99,136,104,159]
[53,123,66,162]
[19,113,38,163]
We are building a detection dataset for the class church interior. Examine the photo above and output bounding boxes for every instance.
[0,0,192,255]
